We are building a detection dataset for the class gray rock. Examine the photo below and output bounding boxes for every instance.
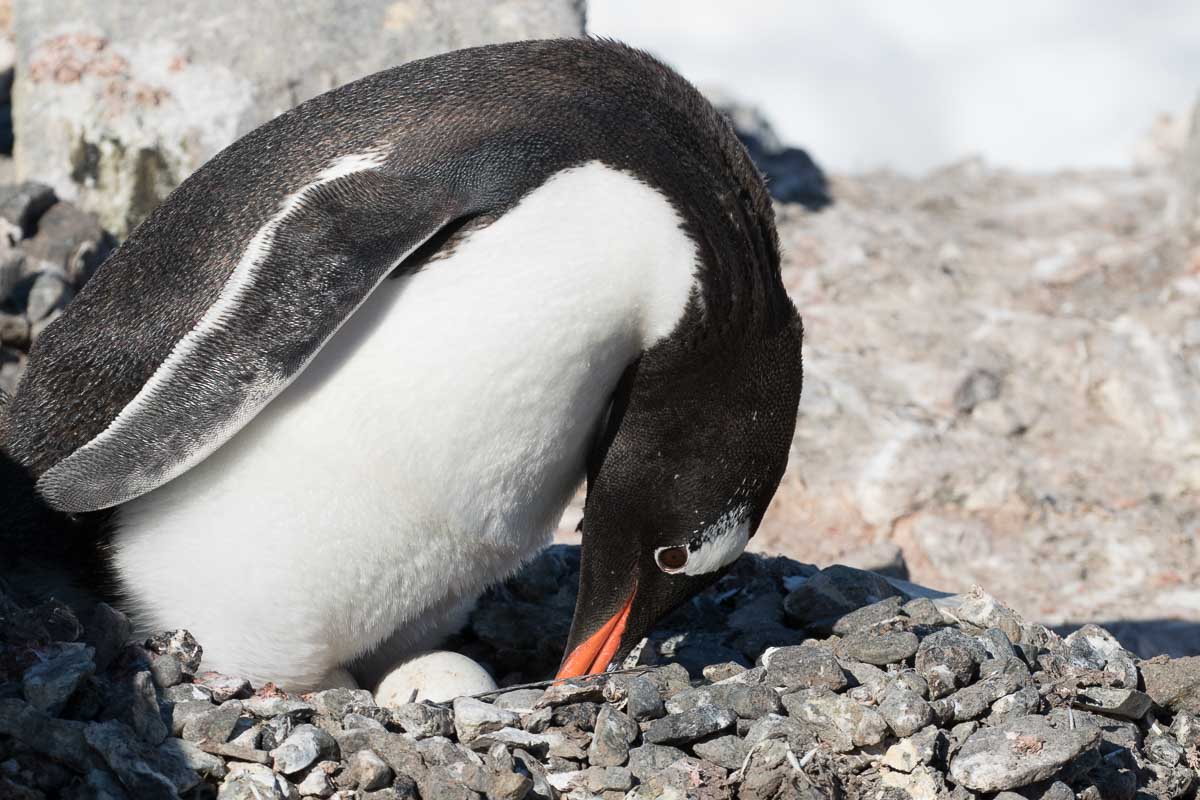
[989,685,1041,722]
[295,762,336,797]
[1171,711,1200,747]
[22,642,95,715]
[664,682,782,719]
[588,705,638,767]
[0,182,56,237]
[837,629,919,665]
[691,734,746,770]
[783,566,907,634]
[607,675,664,721]
[390,702,454,739]
[1147,733,1185,766]
[165,700,213,737]
[642,704,736,746]
[344,748,393,791]
[880,726,945,773]
[342,712,387,732]
[195,673,252,703]
[1141,656,1200,714]
[0,311,30,349]
[148,654,183,689]
[584,765,633,792]
[144,630,202,675]
[270,722,338,775]
[0,699,93,771]
[536,679,606,707]
[453,697,520,743]
[549,702,598,730]
[950,587,1024,644]
[1065,625,1138,689]
[626,743,688,782]
[84,719,199,798]
[902,597,946,626]
[493,689,545,713]
[126,670,168,744]
[949,714,1100,792]
[162,683,212,703]
[763,644,848,692]
[24,269,71,320]
[879,681,934,737]
[1074,686,1153,719]
[307,687,375,717]
[469,727,581,760]
[160,736,227,780]
[241,695,314,720]
[642,663,693,699]
[182,700,242,744]
[915,628,985,699]
[931,664,1025,724]
[702,662,747,683]
[217,762,294,799]
[12,0,586,236]
[781,688,888,752]
[743,714,817,751]
[21,201,111,284]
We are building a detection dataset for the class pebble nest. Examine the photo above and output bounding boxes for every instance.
[2,546,1199,799]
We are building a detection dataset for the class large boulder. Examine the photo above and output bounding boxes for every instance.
[11,0,585,237]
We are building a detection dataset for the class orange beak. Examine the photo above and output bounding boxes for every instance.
[555,589,636,679]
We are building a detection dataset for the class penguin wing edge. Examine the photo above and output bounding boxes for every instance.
[37,167,464,513]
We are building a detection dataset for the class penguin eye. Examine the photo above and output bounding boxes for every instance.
[655,546,689,573]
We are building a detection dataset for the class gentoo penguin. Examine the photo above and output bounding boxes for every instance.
[0,39,803,690]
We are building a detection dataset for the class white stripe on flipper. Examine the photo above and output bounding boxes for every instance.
[38,150,442,510]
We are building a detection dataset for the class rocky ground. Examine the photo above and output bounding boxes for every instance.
[5,546,1200,799]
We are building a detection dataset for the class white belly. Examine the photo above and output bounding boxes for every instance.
[110,163,698,689]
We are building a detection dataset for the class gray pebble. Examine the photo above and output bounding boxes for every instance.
[1147,733,1185,766]
[949,714,1100,792]
[915,628,985,699]
[162,684,212,703]
[878,682,934,737]
[241,695,314,720]
[782,566,906,634]
[702,662,747,683]
[270,723,339,775]
[609,675,664,721]
[182,700,243,745]
[838,628,919,666]
[0,699,92,772]
[85,719,199,797]
[1074,686,1153,720]
[195,673,252,703]
[781,689,887,752]
[988,685,1041,722]
[149,654,184,689]
[307,687,376,718]
[161,736,228,781]
[0,182,56,238]
[344,748,393,791]
[167,700,214,737]
[217,762,293,799]
[342,712,387,732]
[493,688,545,713]
[880,726,945,773]
[627,743,688,782]
[674,682,783,720]
[691,734,747,770]
[24,271,71,321]
[296,761,337,797]
[391,702,454,739]
[453,697,520,743]
[584,764,634,792]
[22,642,95,715]
[642,704,736,746]
[764,644,848,692]
[145,630,202,676]
[550,702,598,731]
[902,597,945,626]
[126,670,169,744]
[588,704,639,766]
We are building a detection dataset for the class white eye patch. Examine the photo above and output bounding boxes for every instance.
[655,503,752,576]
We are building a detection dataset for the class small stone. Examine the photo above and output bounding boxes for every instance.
[493,689,545,713]
[195,673,252,703]
[296,762,337,797]
[536,679,607,707]
[781,689,888,752]
[665,682,782,720]
[584,765,634,792]
[182,700,243,744]
[1147,733,1185,766]
[915,628,985,699]
[1065,625,1138,689]
[932,665,1025,724]
[1171,711,1200,747]
[0,182,56,238]
[989,686,1041,722]
[82,604,131,673]
[743,714,817,751]
[242,695,314,720]
[763,644,848,692]
[881,726,945,773]
[166,700,213,737]
[390,702,454,739]
[1141,656,1200,714]
[607,675,664,721]
[229,720,263,749]
[879,765,947,800]
[783,565,907,634]
[0,699,91,771]
[894,669,929,698]
[163,684,213,703]
[702,662,746,683]
[627,743,688,782]
[145,631,202,676]
[642,705,736,746]
[642,664,692,699]
[949,586,1024,643]
[1074,687,1153,720]
[161,736,228,780]
[126,670,169,744]
[949,714,1100,792]
[692,735,746,770]
[22,643,95,715]
[149,654,184,689]
[342,712,387,732]
[453,697,520,743]
[879,682,934,737]
[470,726,582,760]
[270,723,338,775]
[198,740,273,765]
[836,629,919,666]
[345,749,393,791]
[550,702,598,730]
[588,705,639,766]
[488,770,534,800]
[85,719,199,797]
[24,271,72,321]
[218,762,293,799]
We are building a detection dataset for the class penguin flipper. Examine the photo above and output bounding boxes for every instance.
[36,167,463,513]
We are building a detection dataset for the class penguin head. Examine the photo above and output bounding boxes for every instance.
[558,302,802,678]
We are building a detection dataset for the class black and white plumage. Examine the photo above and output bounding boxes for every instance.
[1,39,803,690]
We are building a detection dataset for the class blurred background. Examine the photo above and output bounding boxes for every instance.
[0,1,1198,658]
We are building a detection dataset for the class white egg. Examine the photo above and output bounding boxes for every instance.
[373,650,497,706]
